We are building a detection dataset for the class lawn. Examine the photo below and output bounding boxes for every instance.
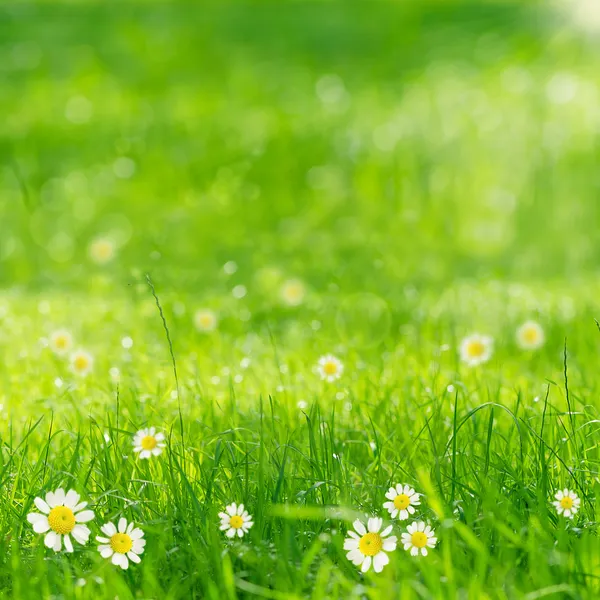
[2,1,600,598]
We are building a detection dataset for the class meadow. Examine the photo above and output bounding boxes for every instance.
[2,1,600,598]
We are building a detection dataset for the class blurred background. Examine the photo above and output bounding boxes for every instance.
[1,1,600,297]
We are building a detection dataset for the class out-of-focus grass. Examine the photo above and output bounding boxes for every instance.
[2,2,600,599]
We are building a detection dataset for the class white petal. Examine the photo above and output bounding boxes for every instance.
[406,523,417,534]
[226,504,237,517]
[381,525,393,537]
[343,538,359,550]
[421,547,428,556]
[75,510,95,523]
[64,490,80,509]
[373,552,389,573]
[54,489,66,506]
[100,523,116,538]
[139,450,151,459]
[410,546,419,556]
[346,549,363,565]
[72,525,90,545]
[237,504,245,515]
[353,519,366,536]
[53,534,62,552]
[155,433,165,441]
[361,556,372,573]
[64,535,74,553]
[127,551,141,564]
[367,518,382,533]
[100,546,114,558]
[45,491,57,508]
[383,536,397,551]
[44,531,58,548]
[118,518,127,533]
[32,516,50,533]
[96,536,109,543]
[73,501,88,512]
[130,528,144,540]
[34,497,51,514]
[225,528,236,538]
[132,539,145,553]
[400,510,408,520]
[417,521,425,532]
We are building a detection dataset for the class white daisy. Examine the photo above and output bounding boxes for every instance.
[383,484,421,520]
[553,488,580,519]
[219,503,254,538]
[316,354,343,382]
[70,349,94,377]
[49,329,73,356]
[88,237,116,265]
[96,518,145,570]
[459,334,493,367]
[516,321,545,350]
[280,279,306,306]
[401,521,437,557]
[27,488,94,553]
[194,309,218,333]
[344,516,397,573]
[132,427,166,459]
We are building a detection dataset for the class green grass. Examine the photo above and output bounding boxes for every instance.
[2,1,600,598]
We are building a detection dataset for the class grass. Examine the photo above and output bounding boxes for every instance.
[2,1,600,598]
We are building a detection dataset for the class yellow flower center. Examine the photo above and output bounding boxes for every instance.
[323,361,338,375]
[229,515,244,529]
[522,327,539,343]
[55,336,68,349]
[141,436,157,450]
[466,341,485,358]
[411,531,428,548]
[560,496,574,510]
[74,355,89,371]
[110,533,133,554]
[48,506,75,535]
[358,532,383,557]
[394,494,410,510]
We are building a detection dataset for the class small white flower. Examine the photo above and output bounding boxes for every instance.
[49,330,73,356]
[516,321,545,350]
[280,279,306,306]
[194,309,218,332]
[27,488,95,553]
[383,484,421,520]
[459,334,493,366]
[88,237,116,265]
[344,516,397,573]
[553,488,580,519]
[132,427,166,459]
[316,354,343,382]
[218,503,254,538]
[96,518,145,570]
[401,521,437,557]
[70,350,94,376]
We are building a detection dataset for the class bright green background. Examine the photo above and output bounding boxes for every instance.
[2,2,600,599]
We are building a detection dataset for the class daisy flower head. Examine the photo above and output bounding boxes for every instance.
[459,334,493,367]
[383,484,420,520]
[553,488,580,519]
[280,279,306,306]
[133,427,166,459]
[194,308,218,333]
[27,488,94,553]
[49,329,73,356]
[316,354,344,382]
[344,516,397,573]
[219,503,253,538]
[96,518,145,570]
[401,521,437,557]
[88,236,116,265]
[516,320,545,350]
[70,349,94,377]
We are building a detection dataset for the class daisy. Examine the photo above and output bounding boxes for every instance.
[516,321,545,350]
[194,309,218,333]
[70,349,94,376]
[316,354,344,382]
[219,503,254,538]
[553,488,580,519]
[88,237,116,265]
[459,334,493,367]
[383,484,421,520]
[344,516,397,573]
[401,521,437,557]
[27,488,94,552]
[280,279,306,306]
[133,427,166,459]
[96,518,145,570]
[49,329,73,356]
